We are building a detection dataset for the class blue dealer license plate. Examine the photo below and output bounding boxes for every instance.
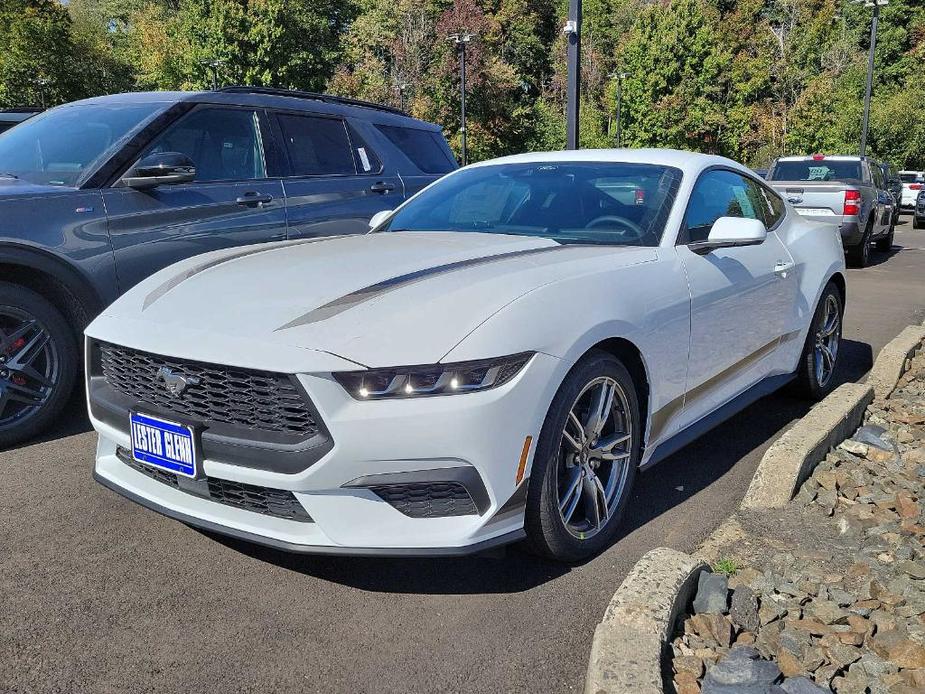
[130,412,197,478]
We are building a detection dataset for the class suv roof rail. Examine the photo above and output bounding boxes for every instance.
[216,86,409,117]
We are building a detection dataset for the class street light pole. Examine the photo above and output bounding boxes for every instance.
[449,33,472,166]
[857,0,887,157]
[611,71,630,148]
[563,0,581,150]
[200,59,225,91]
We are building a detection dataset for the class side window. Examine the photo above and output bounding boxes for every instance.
[276,113,355,176]
[685,170,765,242]
[871,164,883,189]
[141,108,264,182]
[346,123,382,174]
[758,183,786,228]
[376,125,456,174]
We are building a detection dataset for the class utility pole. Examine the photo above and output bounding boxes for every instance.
[857,0,888,157]
[611,71,630,148]
[34,78,50,109]
[449,33,473,166]
[563,0,581,150]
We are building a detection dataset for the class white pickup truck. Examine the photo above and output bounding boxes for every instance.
[767,155,896,268]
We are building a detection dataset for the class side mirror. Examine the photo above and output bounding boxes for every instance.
[689,217,767,255]
[121,152,196,190]
[368,209,393,230]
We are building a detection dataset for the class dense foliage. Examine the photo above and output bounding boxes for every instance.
[1,0,923,167]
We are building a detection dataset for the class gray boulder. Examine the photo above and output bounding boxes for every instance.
[694,571,730,614]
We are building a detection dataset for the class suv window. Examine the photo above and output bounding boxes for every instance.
[142,107,265,182]
[758,183,786,228]
[376,125,456,174]
[685,170,768,242]
[276,113,355,176]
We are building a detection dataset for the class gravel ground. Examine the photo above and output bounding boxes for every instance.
[669,350,925,693]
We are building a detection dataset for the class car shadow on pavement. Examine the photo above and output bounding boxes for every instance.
[205,339,873,593]
[861,243,904,268]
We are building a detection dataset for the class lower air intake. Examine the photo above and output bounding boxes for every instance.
[368,482,478,518]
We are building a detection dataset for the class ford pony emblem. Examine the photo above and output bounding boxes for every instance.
[157,366,200,396]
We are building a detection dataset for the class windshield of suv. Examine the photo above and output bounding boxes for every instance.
[0,102,164,186]
[769,160,863,183]
[378,162,682,246]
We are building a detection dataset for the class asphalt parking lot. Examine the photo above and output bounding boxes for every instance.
[3,218,925,694]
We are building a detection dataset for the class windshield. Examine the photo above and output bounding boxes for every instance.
[379,162,682,246]
[900,172,923,183]
[0,102,165,186]
[770,160,863,183]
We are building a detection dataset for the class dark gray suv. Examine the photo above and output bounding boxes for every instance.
[0,87,457,447]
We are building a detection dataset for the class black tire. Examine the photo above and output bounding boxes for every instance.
[0,282,78,449]
[525,350,641,562]
[846,222,872,268]
[875,222,894,252]
[914,216,923,230]
[792,282,843,401]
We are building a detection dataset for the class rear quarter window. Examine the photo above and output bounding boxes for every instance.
[376,125,456,174]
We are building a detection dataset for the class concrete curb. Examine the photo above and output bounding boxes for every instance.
[740,382,874,510]
[865,323,925,401]
[584,547,707,694]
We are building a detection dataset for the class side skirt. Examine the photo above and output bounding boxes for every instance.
[642,372,796,470]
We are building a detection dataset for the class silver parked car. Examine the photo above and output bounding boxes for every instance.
[767,155,896,268]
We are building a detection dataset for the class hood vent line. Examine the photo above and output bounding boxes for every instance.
[274,244,575,331]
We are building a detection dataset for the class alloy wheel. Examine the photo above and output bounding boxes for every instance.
[813,294,840,388]
[0,308,60,431]
[556,376,633,540]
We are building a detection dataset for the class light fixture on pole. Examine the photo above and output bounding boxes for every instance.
[853,0,888,157]
[34,77,50,109]
[610,71,630,148]
[393,82,409,112]
[448,33,473,166]
[562,0,581,150]
[200,59,225,91]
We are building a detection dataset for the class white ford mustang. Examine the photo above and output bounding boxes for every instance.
[86,149,845,561]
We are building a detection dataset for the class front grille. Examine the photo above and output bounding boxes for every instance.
[100,342,317,437]
[369,482,478,518]
[118,448,312,522]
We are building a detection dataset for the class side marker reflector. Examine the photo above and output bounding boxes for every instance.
[516,436,533,484]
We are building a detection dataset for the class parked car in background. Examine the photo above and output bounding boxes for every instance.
[0,108,41,134]
[0,87,456,448]
[899,170,924,211]
[767,155,895,268]
[86,149,846,561]
[879,162,902,225]
[915,189,925,229]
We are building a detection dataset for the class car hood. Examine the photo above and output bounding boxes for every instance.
[94,232,657,368]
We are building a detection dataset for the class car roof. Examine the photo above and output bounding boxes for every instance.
[66,88,442,131]
[466,148,754,178]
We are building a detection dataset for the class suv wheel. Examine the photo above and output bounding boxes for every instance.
[0,282,77,449]
[876,220,895,252]
[525,351,640,562]
[846,222,872,268]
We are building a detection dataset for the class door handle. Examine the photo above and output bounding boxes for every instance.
[236,192,274,207]
[774,260,794,277]
[369,181,395,194]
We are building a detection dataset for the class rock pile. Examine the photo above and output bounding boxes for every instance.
[669,351,925,693]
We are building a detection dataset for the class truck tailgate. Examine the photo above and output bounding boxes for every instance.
[769,181,846,219]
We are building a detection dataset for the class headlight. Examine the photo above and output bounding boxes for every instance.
[333,352,533,400]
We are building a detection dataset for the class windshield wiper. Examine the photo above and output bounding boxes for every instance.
[0,172,19,179]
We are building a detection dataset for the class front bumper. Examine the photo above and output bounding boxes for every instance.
[90,350,561,555]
